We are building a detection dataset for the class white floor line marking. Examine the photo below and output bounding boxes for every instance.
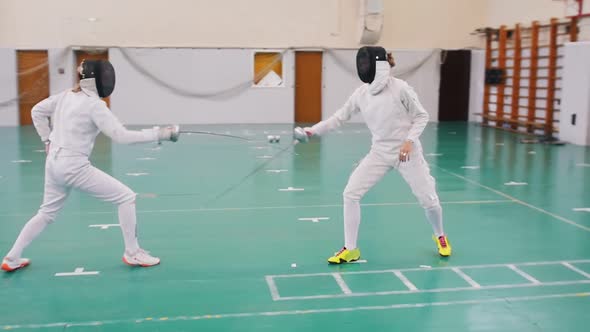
[350,260,368,264]
[507,264,541,284]
[425,153,443,157]
[452,268,481,288]
[528,151,537,155]
[269,259,590,301]
[573,208,590,212]
[265,276,280,301]
[266,169,288,173]
[88,224,120,230]
[136,157,156,161]
[268,259,590,279]
[461,166,480,169]
[11,160,32,163]
[298,217,330,223]
[561,262,590,279]
[504,181,528,186]
[256,155,273,159]
[0,200,515,217]
[434,166,590,232]
[576,163,590,167]
[275,280,590,301]
[393,271,418,291]
[278,187,304,192]
[55,267,99,277]
[33,149,46,153]
[332,273,352,295]
[126,172,149,176]
[3,292,589,330]
[361,200,511,207]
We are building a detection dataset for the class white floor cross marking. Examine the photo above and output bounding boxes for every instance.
[89,224,120,230]
[279,187,304,192]
[55,267,99,277]
[504,181,528,186]
[126,172,149,176]
[266,169,288,173]
[298,217,330,223]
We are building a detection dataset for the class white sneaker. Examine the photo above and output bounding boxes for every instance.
[2,257,30,272]
[122,249,160,267]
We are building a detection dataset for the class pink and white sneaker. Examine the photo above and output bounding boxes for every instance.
[2,257,30,272]
[123,249,160,267]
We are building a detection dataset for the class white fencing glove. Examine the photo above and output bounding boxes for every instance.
[293,127,313,143]
[156,125,180,143]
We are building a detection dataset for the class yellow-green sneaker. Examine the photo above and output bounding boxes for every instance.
[433,235,452,257]
[327,247,361,264]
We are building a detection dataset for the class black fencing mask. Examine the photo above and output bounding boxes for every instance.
[79,60,116,98]
[356,46,387,83]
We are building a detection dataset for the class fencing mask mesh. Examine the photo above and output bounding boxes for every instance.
[356,46,387,83]
[79,60,116,98]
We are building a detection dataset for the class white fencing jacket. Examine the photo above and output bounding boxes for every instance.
[31,79,158,157]
[311,62,429,157]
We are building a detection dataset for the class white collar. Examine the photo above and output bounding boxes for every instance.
[79,78,99,97]
[368,61,390,95]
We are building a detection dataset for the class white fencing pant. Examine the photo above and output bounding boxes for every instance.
[342,149,442,249]
[6,148,139,259]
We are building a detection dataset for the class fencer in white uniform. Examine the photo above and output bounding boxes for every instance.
[2,60,179,272]
[294,47,451,264]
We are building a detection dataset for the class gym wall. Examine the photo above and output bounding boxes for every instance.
[0,0,576,126]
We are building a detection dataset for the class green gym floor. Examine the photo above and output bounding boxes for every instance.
[1,122,590,331]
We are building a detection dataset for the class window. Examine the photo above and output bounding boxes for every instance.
[253,51,283,87]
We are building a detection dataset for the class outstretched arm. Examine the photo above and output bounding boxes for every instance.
[308,88,361,136]
[91,103,177,144]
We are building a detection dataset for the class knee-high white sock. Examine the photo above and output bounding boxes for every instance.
[118,201,140,253]
[6,213,50,259]
[343,197,361,249]
[425,205,444,237]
